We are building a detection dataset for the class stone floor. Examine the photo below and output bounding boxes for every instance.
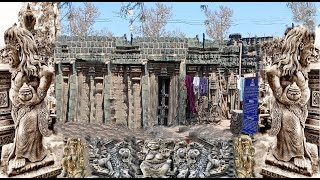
[252,132,276,178]
[53,119,233,141]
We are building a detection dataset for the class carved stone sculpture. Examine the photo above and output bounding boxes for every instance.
[87,137,134,178]
[138,139,173,178]
[186,142,208,178]
[234,134,255,178]
[173,141,188,178]
[264,25,319,177]
[86,137,235,178]
[60,138,87,178]
[0,24,54,176]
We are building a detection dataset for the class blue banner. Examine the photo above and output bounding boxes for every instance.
[241,76,259,134]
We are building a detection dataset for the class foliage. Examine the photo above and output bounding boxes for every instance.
[202,5,233,43]
[287,2,317,31]
[60,2,100,37]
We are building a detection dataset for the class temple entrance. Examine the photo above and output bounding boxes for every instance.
[157,76,170,126]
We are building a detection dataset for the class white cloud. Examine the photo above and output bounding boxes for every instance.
[0,2,23,48]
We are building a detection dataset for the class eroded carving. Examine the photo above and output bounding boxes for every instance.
[265,25,319,176]
[139,139,173,178]
[0,92,8,108]
[86,137,235,178]
[234,134,255,178]
[0,24,55,176]
[60,138,87,178]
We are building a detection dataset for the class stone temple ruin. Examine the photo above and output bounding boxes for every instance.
[54,33,272,129]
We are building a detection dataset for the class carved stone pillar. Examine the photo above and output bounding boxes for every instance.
[68,61,77,122]
[132,77,142,129]
[178,59,187,124]
[305,67,320,152]
[148,73,158,127]
[89,67,95,123]
[55,61,63,121]
[0,64,15,155]
[141,62,149,129]
[103,61,112,124]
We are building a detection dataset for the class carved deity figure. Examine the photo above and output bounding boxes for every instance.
[138,139,172,178]
[61,138,86,178]
[173,141,188,178]
[1,24,53,175]
[234,135,255,178]
[266,25,319,173]
[110,141,132,178]
[186,142,206,178]
[204,146,223,176]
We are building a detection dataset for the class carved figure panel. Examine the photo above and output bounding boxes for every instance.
[234,135,255,178]
[86,137,235,178]
[60,138,87,178]
[311,91,320,108]
[0,91,8,108]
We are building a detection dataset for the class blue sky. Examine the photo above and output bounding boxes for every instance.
[61,2,320,39]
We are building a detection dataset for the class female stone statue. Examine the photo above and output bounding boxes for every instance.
[1,24,53,173]
[139,139,172,178]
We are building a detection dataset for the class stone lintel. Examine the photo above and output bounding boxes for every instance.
[0,166,62,178]
[261,164,320,178]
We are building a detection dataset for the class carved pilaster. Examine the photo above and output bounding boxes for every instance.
[178,60,187,124]
[89,67,95,123]
[103,61,111,124]
[68,61,77,122]
[0,65,14,155]
[141,63,149,129]
[55,62,63,121]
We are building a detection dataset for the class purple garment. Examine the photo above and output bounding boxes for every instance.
[184,75,197,113]
[199,77,208,96]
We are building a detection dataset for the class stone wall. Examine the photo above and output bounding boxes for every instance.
[55,35,269,129]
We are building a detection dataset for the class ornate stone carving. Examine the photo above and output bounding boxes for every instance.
[173,141,188,178]
[234,134,255,178]
[87,137,134,178]
[138,139,174,178]
[311,91,320,107]
[60,138,87,178]
[86,137,235,178]
[264,25,319,176]
[0,24,57,177]
[0,92,8,108]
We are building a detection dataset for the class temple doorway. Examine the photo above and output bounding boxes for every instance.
[157,76,170,126]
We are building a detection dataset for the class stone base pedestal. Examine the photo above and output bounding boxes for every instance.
[261,164,320,178]
[0,165,61,178]
[0,125,14,156]
[230,110,242,135]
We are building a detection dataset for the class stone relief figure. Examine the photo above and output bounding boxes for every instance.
[85,137,235,178]
[0,24,54,175]
[108,141,132,178]
[173,141,188,178]
[204,141,231,177]
[266,25,319,175]
[186,142,207,178]
[234,135,255,178]
[204,146,223,176]
[87,137,133,178]
[60,138,87,178]
[138,139,173,178]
